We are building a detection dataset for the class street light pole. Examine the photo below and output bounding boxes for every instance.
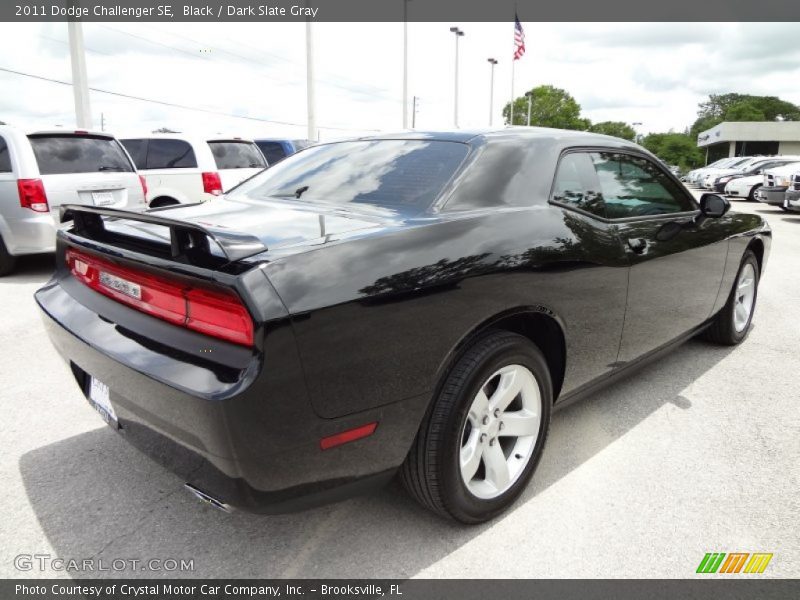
[68,20,92,129]
[449,26,464,128]
[305,20,317,141]
[402,0,409,128]
[487,58,497,127]
[525,90,533,126]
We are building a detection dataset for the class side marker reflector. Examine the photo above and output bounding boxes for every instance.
[320,422,378,450]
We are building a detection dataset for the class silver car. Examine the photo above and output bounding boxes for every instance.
[0,126,146,275]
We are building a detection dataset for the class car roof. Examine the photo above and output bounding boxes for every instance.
[27,128,116,138]
[355,127,640,148]
[119,133,257,143]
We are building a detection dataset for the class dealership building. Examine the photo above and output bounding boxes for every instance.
[697,121,800,163]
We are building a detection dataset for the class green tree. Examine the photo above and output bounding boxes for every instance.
[588,121,637,141]
[690,93,800,137]
[503,85,590,130]
[642,132,704,170]
[725,101,766,121]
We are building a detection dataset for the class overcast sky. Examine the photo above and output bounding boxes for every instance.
[1,21,798,141]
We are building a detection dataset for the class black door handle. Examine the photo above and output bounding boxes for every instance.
[627,238,647,254]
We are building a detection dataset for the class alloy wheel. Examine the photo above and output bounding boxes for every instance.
[459,364,542,500]
[733,263,756,333]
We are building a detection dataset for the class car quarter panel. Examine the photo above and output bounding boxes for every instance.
[264,203,631,419]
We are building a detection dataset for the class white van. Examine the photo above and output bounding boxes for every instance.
[0,125,146,275]
[121,134,267,207]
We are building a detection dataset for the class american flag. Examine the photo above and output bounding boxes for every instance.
[513,14,526,60]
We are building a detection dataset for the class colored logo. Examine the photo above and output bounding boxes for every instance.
[697,552,773,574]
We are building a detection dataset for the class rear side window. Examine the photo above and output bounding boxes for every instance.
[551,152,605,217]
[28,135,134,175]
[209,141,267,169]
[146,139,197,169]
[120,138,146,169]
[233,140,469,214]
[255,141,286,164]
[0,136,11,173]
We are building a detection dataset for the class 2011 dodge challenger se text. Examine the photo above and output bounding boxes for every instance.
[35,129,770,523]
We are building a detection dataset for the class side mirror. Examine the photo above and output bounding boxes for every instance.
[699,193,730,218]
[756,169,764,174]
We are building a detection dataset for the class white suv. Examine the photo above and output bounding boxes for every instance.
[0,125,146,275]
[120,134,267,207]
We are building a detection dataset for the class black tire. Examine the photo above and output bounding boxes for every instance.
[400,330,552,523]
[0,236,17,277]
[148,197,180,209]
[747,185,761,202]
[702,250,759,345]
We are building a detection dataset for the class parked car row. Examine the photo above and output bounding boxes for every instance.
[0,123,313,275]
[683,155,800,212]
[754,162,800,213]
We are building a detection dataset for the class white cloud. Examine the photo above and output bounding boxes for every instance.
[1,21,799,139]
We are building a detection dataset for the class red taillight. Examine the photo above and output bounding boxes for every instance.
[320,422,378,450]
[66,249,254,346]
[202,172,223,196]
[18,179,49,212]
[139,175,148,201]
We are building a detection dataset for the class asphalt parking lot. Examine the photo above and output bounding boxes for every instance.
[1,197,798,579]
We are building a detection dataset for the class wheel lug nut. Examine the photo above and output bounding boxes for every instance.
[493,409,500,418]
[480,433,487,443]
[489,438,496,446]
[482,415,489,425]
[499,422,505,430]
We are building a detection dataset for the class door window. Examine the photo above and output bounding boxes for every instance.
[591,152,695,219]
[551,152,605,217]
[0,136,11,173]
[146,139,197,169]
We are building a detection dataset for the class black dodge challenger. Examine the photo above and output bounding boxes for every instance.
[36,129,771,523]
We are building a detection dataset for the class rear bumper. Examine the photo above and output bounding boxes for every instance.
[35,276,428,513]
[757,187,787,205]
[785,190,800,210]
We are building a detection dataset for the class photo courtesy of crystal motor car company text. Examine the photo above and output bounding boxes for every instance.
[0,0,798,593]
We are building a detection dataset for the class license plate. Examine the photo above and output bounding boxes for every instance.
[92,191,115,206]
[99,271,141,300]
[89,376,118,427]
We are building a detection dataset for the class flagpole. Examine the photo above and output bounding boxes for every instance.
[510,60,515,126]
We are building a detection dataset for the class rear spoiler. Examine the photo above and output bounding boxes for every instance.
[60,204,267,262]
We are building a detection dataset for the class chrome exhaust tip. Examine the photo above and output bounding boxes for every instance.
[184,483,231,513]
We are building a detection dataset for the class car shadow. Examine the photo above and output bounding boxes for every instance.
[19,338,735,579]
[1,254,55,285]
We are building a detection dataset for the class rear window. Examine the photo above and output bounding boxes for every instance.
[146,139,197,169]
[255,141,286,164]
[0,136,11,173]
[231,139,469,214]
[208,141,267,170]
[292,140,312,151]
[28,135,134,175]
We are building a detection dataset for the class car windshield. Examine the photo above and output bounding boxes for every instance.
[208,141,267,169]
[230,139,469,215]
[28,134,134,175]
